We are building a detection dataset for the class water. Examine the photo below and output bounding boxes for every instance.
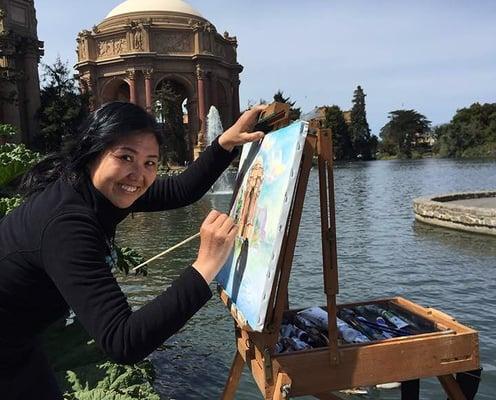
[117,158,496,399]
[206,105,233,194]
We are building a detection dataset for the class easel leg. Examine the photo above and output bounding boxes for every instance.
[272,373,292,400]
[438,374,467,400]
[401,379,420,400]
[454,369,482,400]
[221,351,245,400]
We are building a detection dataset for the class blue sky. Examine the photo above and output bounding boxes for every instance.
[37,1,496,135]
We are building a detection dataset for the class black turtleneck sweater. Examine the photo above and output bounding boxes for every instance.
[0,138,236,367]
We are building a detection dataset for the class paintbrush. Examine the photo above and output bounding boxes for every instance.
[132,103,291,272]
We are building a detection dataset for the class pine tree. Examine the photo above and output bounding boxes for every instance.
[273,90,301,121]
[153,83,187,164]
[323,105,353,160]
[350,85,373,160]
[35,57,89,152]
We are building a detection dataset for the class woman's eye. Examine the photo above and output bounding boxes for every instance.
[120,155,133,162]
[146,161,157,168]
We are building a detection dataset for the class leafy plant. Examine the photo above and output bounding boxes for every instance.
[43,319,160,400]
[115,246,147,276]
[63,362,160,400]
[0,123,17,142]
[0,195,22,217]
[0,143,40,187]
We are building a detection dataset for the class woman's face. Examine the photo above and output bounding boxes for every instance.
[89,131,160,208]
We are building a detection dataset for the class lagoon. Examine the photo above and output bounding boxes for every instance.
[118,158,496,399]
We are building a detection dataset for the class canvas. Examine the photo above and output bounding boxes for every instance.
[217,120,309,331]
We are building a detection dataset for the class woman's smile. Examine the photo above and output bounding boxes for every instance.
[89,131,159,208]
[119,183,139,193]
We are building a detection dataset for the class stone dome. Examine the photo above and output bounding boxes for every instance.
[105,0,203,19]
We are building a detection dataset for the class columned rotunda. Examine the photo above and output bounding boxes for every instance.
[75,0,243,160]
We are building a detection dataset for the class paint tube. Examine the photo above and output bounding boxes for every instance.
[281,323,310,342]
[336,318,370,344]
[296,307,329,331]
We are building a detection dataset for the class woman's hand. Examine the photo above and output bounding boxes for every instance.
[218,104,268,152]
[192,210,238,284]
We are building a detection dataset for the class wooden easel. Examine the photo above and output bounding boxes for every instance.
[218,104,481,400]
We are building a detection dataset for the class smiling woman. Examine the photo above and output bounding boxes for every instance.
[89,132,160,208]
[0,101,265,399]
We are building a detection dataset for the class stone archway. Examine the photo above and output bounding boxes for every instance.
[101,78,130,103]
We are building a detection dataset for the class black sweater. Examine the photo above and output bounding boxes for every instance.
[0,138,236,366]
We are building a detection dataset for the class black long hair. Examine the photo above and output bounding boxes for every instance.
[21,102,163,197]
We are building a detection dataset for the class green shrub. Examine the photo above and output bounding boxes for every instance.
[0,195,22,217]
[43,319,160,400]
[0,123,17,142]
[0,143,40,187]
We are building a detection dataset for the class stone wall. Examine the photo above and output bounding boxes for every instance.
[413,191,496,236]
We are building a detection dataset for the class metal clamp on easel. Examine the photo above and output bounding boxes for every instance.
[255,102,291,133]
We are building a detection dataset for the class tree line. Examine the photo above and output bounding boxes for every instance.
[266,86,378,161]
[12,58,496,161]
[378,103,496,159]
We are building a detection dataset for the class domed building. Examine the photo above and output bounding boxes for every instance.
[75,0,242,160]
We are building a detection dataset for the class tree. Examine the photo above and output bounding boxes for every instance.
[323,105,353,160]
[349,85,374,160]
[153,83,187,164]
[273,90,301,120]
[435,102,496,158]
[35,57,89,152]
[379,109,431,158]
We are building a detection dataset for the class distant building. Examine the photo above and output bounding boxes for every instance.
[304,106,352,127]
[75,0,243,160]
[0,0,43,144]
[342,110,351,125]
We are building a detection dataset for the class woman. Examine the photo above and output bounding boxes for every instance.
[0,101,265,399]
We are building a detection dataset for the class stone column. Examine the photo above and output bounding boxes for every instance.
[23,39,43,144]
[232,77,240,121]
[143,68,153,113]
[196,65,207,146]
[211,73,218,109]
[127,70,137,104]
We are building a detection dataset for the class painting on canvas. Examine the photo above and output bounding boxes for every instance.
[216,120,308,331]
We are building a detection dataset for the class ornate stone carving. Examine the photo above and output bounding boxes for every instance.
[97,37,128,58]
[78,43,86,59]
[152,32,192,53]
[189,20,215,33]
[196,65,206,80]
[76,39,86,60]
[143,68,154,79]
[133,29,143,50]
[126,69,136,80]
[0,9,8,36]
